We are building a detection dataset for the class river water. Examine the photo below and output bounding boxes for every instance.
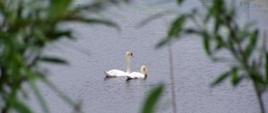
[29,0,268,113]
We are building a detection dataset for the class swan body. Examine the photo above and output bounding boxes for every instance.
[127,72,145,78]
[105,51,133,79]
[127,65,148,80]
[104,69,128,78]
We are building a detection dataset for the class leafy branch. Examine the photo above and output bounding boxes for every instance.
[156,0,267,113]
[0,0,128,113]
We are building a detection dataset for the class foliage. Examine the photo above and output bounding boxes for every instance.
[155,0,267,113]
[0,0,128,113]
[140,84,164,113]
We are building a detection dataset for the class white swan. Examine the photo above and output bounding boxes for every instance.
[104,51,133,79]
[127,65,148,81]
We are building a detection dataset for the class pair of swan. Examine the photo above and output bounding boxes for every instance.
[105,51,148,80]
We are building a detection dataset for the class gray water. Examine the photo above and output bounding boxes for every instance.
[29,0,268,113]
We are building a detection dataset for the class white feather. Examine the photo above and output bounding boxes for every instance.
[127,65,148,79]
[104,51,133,78]
[105,69,128,77]
[127,72,145,79]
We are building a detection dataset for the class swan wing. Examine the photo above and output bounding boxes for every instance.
[105,69,128,77]
[128,72,144,78]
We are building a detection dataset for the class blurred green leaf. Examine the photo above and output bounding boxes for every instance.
[49,0,73,18]
[13,100,32,113]
[48,30,73,40]
[72,0,129,14]
[215,34,224,49]
[177,0,184,4]
[266,52,268,81]
[231,67,239,86]
[209,0,224,18]
[137,10,176,28]
[182,28,202,34]
[245,30,258,58]
[65,17,119,30]
[155,0,267,112]
[41,78,76,106]
[38,56,67,64]
[29,79,49,113]
[231,67,242,86]
[0,0,129,113]
[214,21,220,33]
[168,15,186,37]
[140,84,164,113]
[156,15,186,48]
[202,31,211,55]
[211,71,230,86]
[156,37,172,48]
[251,74,265,84]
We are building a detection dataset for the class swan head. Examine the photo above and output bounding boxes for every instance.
[125,50,133,58]
[140,65,148,78]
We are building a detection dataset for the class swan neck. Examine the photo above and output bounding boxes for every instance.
[144,74,148,79]
[141,67,148,76]
[126,56,131,73]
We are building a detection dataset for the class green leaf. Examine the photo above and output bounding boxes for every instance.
[41,78,76,106]
[211,71,230,86]
[29,80,50,113]
[266,52,268,81]
[256,82,267,93]
[168,15,186,37]
[215,34,224,49]
[155,37,172,48]
[72,1,105,13]
[245,30,258,58]
[140,84,164,113]
[211,0,224,17]
[231,68,239,86]
[177,0,184,4]
[49,0,73,18]
[39,56,67,64]
[214,21,221,33]
[202,32,211,55]
[48,30,74,40]
[182,28,201,34]
[251,74,265,84]
[156,15,186,48]
[13,100,32,113]
[137,10,176,28]
[64,17,120,30]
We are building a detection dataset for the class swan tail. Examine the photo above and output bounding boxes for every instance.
[104,71,117,80]
[104,71,110,80]
[104,71,109,75]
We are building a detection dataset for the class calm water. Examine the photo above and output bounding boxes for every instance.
[29,0,268,113]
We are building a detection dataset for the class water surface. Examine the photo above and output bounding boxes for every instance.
[29,0,268,113]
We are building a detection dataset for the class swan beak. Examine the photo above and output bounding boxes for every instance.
[131,53,133,57]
